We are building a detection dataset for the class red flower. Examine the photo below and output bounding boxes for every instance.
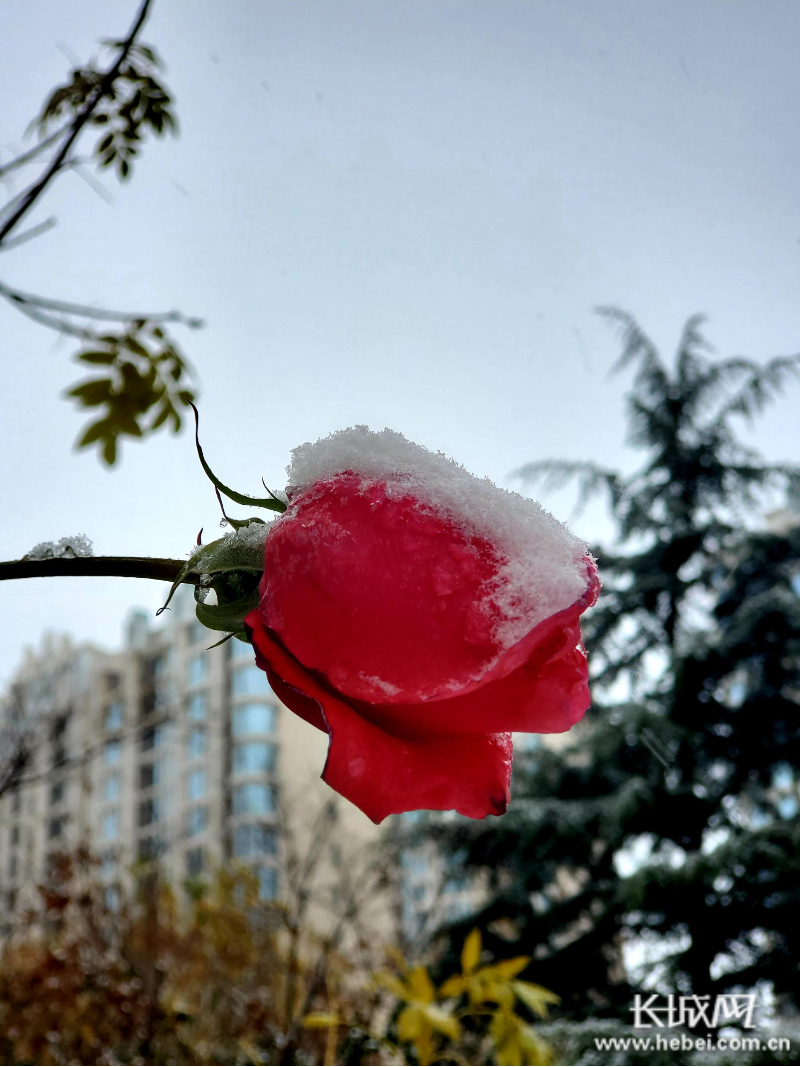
[244,429,599,824]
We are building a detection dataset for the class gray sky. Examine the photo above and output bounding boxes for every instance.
[1,0,799,687]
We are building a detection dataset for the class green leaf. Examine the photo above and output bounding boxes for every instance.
[77,418,113,448]
[67,378,113,406]
[123,335,150,358]
[78,350,116,365]
[102,436,117,465]
[149,401,173,430]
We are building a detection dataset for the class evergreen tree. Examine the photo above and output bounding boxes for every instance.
[432,310,800,1026]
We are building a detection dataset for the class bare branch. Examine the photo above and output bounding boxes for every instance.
[0,217,57,251]
[0,126,69,180]
[0,280,203,329]
[0,555,196,584]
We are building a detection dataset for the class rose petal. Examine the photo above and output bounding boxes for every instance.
[344,584,596,739]
[246,611,512,823]
[258,473,510,704]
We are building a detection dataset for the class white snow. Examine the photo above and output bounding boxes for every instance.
[24,535,94,560]
[286,426,591,650]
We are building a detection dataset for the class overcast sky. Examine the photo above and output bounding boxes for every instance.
[1,0,799,687]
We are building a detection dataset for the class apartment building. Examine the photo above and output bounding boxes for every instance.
[0,586,392,932]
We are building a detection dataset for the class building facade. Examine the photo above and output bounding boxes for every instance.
[0,586,391,932]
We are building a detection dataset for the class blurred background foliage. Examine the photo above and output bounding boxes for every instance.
[422,311,800,1060]
[0,850,559,1066]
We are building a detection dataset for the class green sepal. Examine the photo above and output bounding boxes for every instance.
[195,589,260,633]
[191,403,286,513]
[157,526,268,639]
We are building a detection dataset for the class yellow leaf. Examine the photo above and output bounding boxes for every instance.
[491,955,530,979]
[420,1003,460,1041]
[375,971,408,1000]
[512,980,560,1018]
[482,980,515,1010]
[438,974,465,998]
[497,1039,523,1067]
[406,965,435,1004]
[416,1028,435,1067]
[303,1012,340,1029]
[397,1004,424,1042]
[461,927,482,974]
[518,1022,555,1066]
[385,945,408,970]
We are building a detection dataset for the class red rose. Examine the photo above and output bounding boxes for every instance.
[245,429,599,824]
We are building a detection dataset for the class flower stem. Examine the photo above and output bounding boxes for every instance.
[0,556,196,584]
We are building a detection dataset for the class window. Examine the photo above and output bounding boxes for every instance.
[10,826,19,846]
[104,885,121,911]
[187,728,207,759]
[255,865,279,901]
[50,781,65,806]
[188,768,206,800]
[186,621,205,646]
[102,808,120,840]
[104,702,123,732]
[186,806,208,837]
[186,847,204,877]
[187,690,208,721]
[231,665,272,697]
[48,816,64,840]
[232,823,277,858]
[233,741,277,775]
[103,772,121,802]
[139,761,160,790]
[103,739,121,765]
[138,836,165,861]
[230,638,254,660]
[232,703,276,736]
[233,782,275,816]
[141,724,165,751]
[139,798,161,827]
[187,654,207,687]
[100,849,117,877]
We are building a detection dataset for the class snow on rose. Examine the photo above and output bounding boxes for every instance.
[244,427,599,823]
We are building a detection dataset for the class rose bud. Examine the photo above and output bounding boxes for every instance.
[244,427,599,823]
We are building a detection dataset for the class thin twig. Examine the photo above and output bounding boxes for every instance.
[0,279,201,327]
[0,126,68,180]
[0,555,196,584]
[0,0,154,246]
[0,217,57,251]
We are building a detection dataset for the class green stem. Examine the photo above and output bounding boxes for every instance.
[0,556,196,584]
